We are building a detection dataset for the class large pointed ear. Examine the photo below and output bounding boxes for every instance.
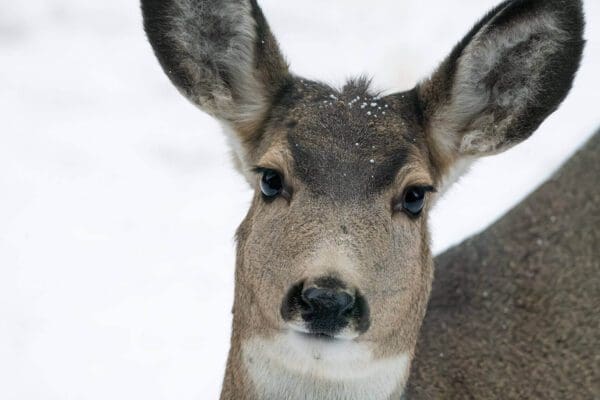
[141,0,290,141]
[417,0,584,179]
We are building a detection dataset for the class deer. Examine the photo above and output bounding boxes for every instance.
[406,130,600,399]
[140,0,584,398]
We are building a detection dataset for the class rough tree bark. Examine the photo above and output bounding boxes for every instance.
[407,132,600,399]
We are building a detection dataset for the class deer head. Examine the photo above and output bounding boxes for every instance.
[141,0,584,398]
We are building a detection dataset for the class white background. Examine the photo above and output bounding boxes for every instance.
[1,0,598,398]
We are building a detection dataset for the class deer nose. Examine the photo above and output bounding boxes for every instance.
[302,287,355,316]
[281,277,370,337]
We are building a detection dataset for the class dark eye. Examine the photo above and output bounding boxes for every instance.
[402,186,427,216]
[260,169,283,198]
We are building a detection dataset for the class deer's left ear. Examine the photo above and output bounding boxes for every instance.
[417,0,585,176]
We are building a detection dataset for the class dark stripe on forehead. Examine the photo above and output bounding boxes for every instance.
[270,79,423,201]
[288,125,413,200]
[289,138,410,199]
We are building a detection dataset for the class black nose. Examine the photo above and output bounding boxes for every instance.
[280,277,370,337]
[302,287,354,316]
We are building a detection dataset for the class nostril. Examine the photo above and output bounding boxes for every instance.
[280,281,306,321]
[338,292,355,315]
[301,287,319,304]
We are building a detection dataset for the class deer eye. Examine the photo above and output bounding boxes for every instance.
[402,186,427,216]
[260,169,283,198]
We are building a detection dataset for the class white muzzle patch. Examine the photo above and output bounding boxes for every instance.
[242,331,410,400]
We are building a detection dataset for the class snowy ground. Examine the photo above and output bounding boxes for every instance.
[1,1,598,399]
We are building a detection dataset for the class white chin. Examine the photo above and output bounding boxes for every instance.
[242,331,411,400]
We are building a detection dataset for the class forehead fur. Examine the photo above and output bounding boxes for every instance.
[265,78,430,200]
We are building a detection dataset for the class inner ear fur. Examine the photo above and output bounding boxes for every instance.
[417,0,585,172]
[141,0,290,135]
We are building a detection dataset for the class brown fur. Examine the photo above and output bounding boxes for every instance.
[407,131,600,399]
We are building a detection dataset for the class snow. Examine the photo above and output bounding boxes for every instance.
[1,1,598,399]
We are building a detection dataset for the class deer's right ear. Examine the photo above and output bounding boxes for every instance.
[417,0,584,182]
[142,0,290,170]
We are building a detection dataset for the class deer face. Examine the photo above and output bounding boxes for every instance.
[237,82,435,346]
[142,0,583,396]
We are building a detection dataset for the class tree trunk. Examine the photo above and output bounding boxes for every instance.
[406,132,600,399]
